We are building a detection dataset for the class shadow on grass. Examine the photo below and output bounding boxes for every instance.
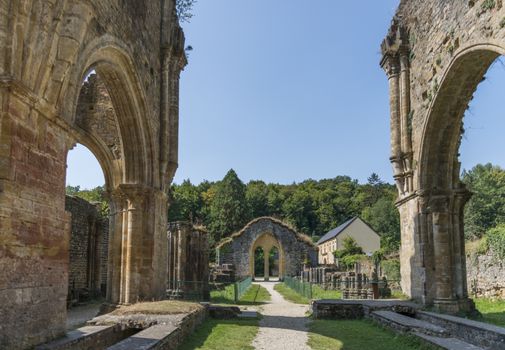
[210,297,268,306]
[210,283,270,306]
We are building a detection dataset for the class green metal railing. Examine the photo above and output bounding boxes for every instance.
[234,276,252,303]
[167,280,210,301]
[284,276,312,299]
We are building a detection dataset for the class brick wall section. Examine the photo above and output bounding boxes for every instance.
[65,196,109,297]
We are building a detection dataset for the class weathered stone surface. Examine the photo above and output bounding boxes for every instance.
[381,0,505,312]
[167,222,210,301]
[467,251,505,298]
[66,195,108,301]
[0,1,186,348]
[217,217,317,280]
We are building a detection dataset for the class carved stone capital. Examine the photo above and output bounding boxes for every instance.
[381,54,401,78]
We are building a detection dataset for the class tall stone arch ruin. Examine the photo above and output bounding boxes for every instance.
[0,1,185,347]
[381,0,505,313]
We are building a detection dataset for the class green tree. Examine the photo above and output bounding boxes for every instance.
[66,185,109,215]
[168,179,202,222]
[282,187,316,234]
[246,180,270,218]
[209,169,249,241]
[462,163,505,239]
[361,195,400,254]
[334,236,366,269]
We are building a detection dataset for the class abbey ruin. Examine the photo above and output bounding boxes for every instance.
[2,0,505,348]
[381,0,505,313]
[0,1,186,348]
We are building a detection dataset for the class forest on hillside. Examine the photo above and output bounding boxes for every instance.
[66,163,505,258]
[167,170,401,253]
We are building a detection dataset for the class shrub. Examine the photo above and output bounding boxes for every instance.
[487,224,505,260]
[381,259,401,281]
[340,254,367,269]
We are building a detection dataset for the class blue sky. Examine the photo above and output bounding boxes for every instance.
[67,1,505,189]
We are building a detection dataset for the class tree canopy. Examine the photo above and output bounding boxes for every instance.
[169,170,400,251]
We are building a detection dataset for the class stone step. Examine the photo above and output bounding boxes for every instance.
[238,311,258,318]
[106,324,179,350]
[416,311,505,349]
[371,311,449,337]
[414,332,485,350]
[35,325,133,350]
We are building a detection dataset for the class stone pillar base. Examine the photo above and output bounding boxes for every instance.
[433,297,476,315]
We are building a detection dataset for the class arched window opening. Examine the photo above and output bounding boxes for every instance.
[254,247,265,279]
[459,58,505,243]
[269,246,280,279]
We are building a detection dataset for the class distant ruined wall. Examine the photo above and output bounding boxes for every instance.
[221,217,318,279]
[467,251,505,298]
[65,196,109,298]
[167,222,210,300]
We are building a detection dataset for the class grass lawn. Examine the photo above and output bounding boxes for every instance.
[308,319,437,350]
[274,283,310,304]
[211,283,271,306]
[178,318,259,350]
[274,283,342,305]
[474,298,505,327]
[312,285,342,300]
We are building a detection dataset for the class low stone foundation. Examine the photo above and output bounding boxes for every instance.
[36,303,207,350]
[311,299,418,320]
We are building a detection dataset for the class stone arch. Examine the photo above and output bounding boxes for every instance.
[0,3,186,347]
[418,44,503,191]
[381,1,505,313]
[216,217,317,280]
[63,38,154,186]
[249,232,285,280]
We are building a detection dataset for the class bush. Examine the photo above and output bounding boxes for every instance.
[487,225,505,260]
[381,259,401,281]
[340,254,367,269]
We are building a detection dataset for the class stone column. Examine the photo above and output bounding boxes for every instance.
[431,207,453,300]
[176,222,187,288]
[106,190,126,304]
[381,55,404,194]
[399,52,413,194]
[453,188,471,299]
[264,247,270,281]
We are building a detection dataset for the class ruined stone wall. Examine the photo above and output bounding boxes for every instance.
[65,195,109,297]
[389,0,505,171]
[167,222,210,300]
[0,1,185,348]
[382,0,505,311]
[467,251,505,298]
[223,217,318,279]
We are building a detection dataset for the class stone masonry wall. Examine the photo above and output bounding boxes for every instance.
[224,217,318,279]
[390,0,505,166]
[65,195,109,298]
[381,1,505,309]
[467,251,505,298]
[0,1,185,347]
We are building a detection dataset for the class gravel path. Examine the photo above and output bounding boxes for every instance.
[252,282,311,350]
